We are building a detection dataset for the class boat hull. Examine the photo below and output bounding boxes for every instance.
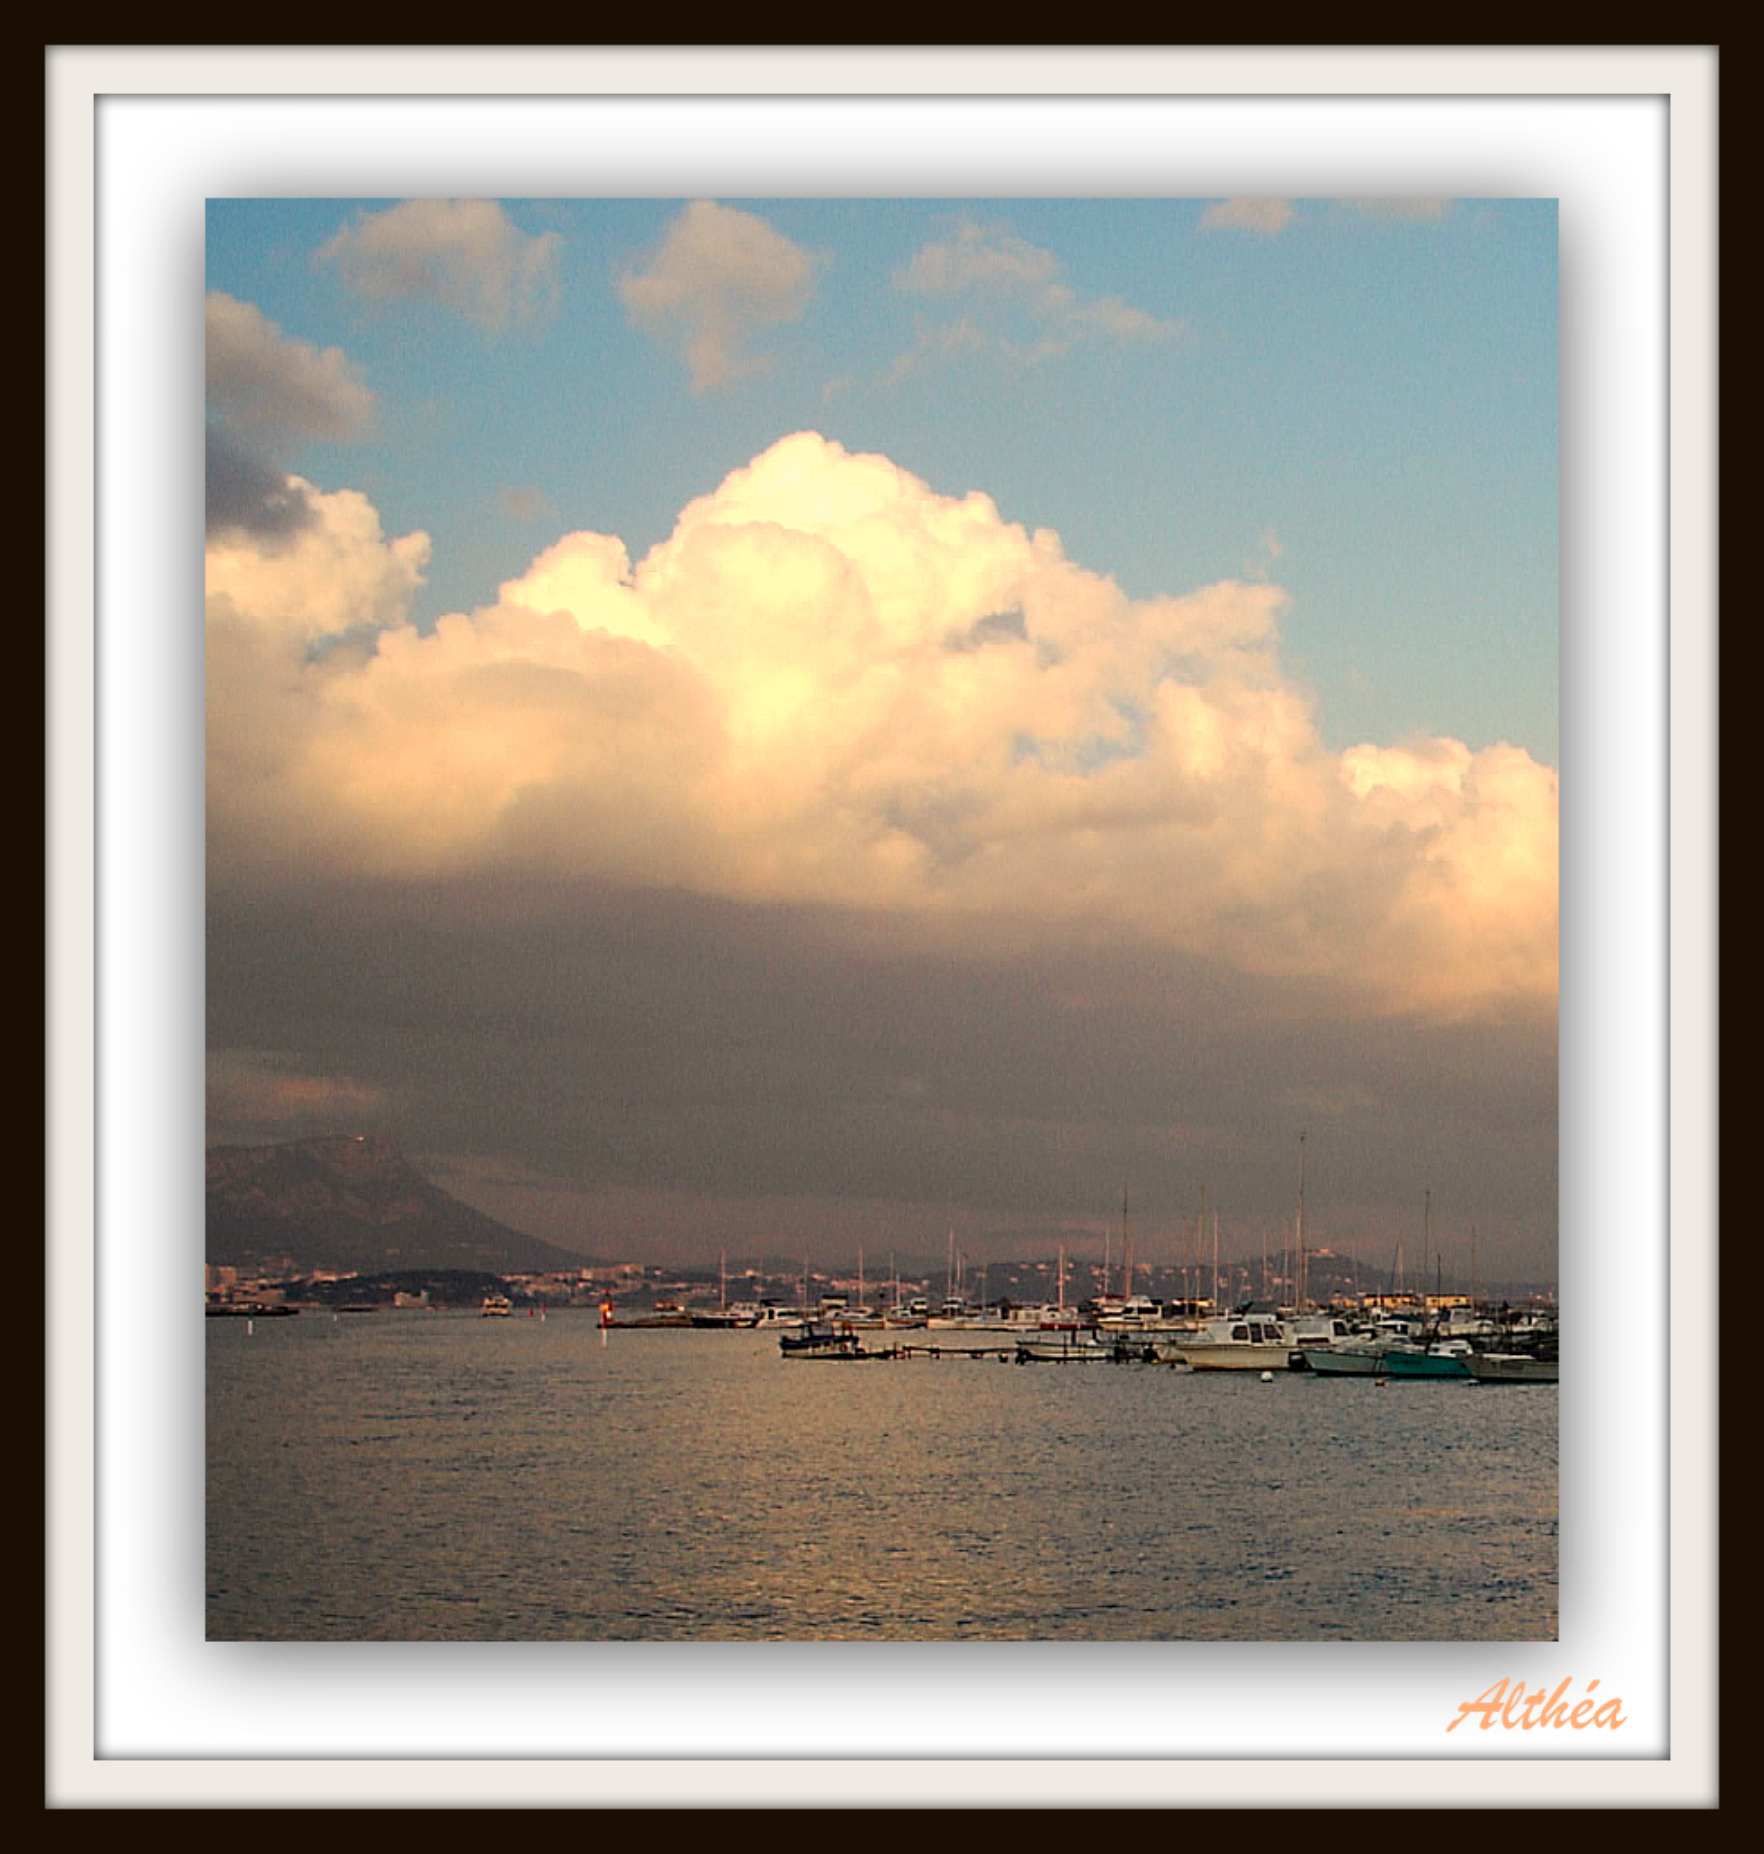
[1303,1346,1388,1376]
[779,1322,863,1355]
[1465,1352,1558,1383]
[1015,1337,1115,1362]
[1174,1342,1300,1371]
[1380,1349,1471,1379]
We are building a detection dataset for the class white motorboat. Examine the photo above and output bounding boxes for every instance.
[1301,1314,1426,1374]
[1287,1313,1358,1352]
[1169,1313,1300,1371]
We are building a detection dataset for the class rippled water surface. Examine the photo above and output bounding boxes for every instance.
[207,1312,1557,1642]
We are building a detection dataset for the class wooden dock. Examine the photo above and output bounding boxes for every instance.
[783,1340,1161,1363]
[783,1340,1017,1361]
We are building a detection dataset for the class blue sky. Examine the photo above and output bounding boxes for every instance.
[207,195,1557,763]
[205,197,1559,1279]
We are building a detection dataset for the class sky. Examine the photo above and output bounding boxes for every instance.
[204,196,1559,1284]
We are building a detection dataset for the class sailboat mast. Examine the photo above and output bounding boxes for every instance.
[1198,1186,1207,1309]
[1121,1186,1132,1301]
[1297,1131,1307,1312]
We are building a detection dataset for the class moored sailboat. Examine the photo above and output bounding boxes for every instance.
[1016,1245,1129,1360]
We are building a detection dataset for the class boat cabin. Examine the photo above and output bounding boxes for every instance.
[1186,1314,1292,1347]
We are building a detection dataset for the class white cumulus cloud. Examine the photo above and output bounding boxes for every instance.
[1348,199,1454,222]
[618,200,819,391]
[317,199,563,335]
[889,220,1183,378]
[207,432,1557,1020]
[1201,198,1297,237]
[897,223,1065,296]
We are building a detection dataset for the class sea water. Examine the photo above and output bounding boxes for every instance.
[206,1311,1557,1642]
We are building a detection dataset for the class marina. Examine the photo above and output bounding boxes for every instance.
[755,1293,1556,1380]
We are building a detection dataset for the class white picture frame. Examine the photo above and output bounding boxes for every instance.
[46,45,1717,1808]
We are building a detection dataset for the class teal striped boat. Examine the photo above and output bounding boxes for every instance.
[1379,1343,1473,1379]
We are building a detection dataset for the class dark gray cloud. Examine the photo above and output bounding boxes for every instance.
[204,290,374,539]
[206,870,1557,1279]
[206,290,375,441]
[205,422,319,540]
[944,608,1028,652]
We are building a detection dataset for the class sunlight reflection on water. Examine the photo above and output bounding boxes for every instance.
[207,1313,1556,1642]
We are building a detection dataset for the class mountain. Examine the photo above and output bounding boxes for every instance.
[205,1134,592,1277]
